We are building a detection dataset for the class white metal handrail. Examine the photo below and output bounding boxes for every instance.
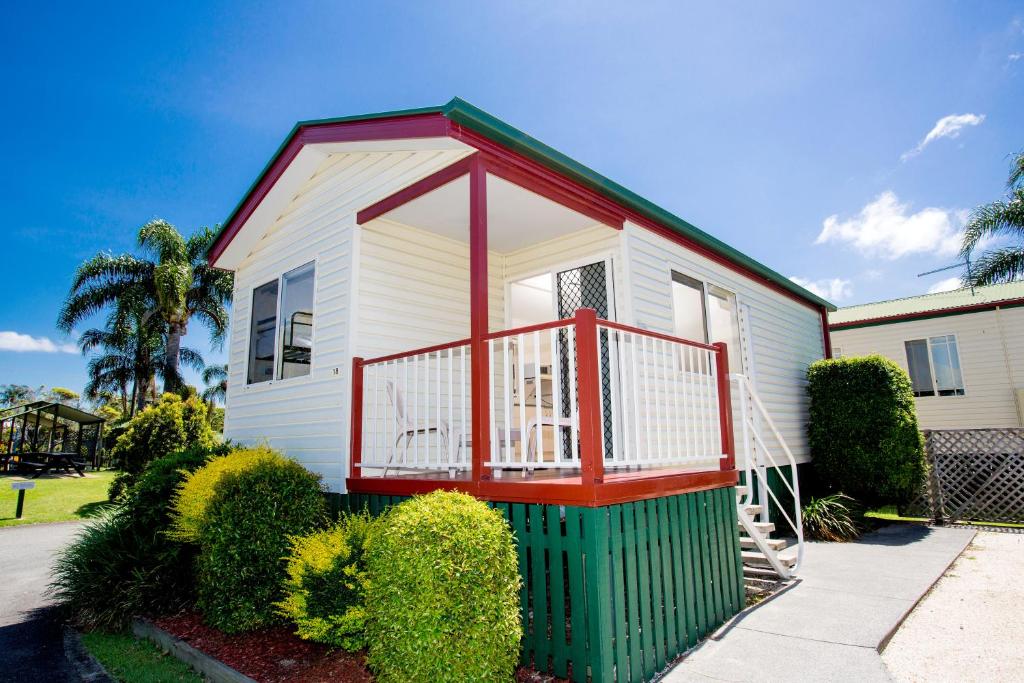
[731,372,805,574]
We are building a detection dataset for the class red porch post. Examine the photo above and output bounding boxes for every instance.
[349,357,364,479]
[713,342,736,471]
[575,308,604,486]
[469,155,490,483]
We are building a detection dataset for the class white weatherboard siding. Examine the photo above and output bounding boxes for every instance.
[622,221,825,464]
[831,307,1024,429]
[224,148,469,491]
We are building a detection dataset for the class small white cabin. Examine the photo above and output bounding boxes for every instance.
[207,98,832,501]
[830,282,1024,430]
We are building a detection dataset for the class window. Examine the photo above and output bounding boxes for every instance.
[246,262,315,385]
[247,280,279,384]
[671,272,743,371]
[671,273,707,343]
[904,335,964,397]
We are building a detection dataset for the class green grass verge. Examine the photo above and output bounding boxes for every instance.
[865,505,1024,528]
[0,470,117,527]
[80,631,201,683]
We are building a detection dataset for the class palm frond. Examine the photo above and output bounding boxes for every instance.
[186,226,219,263]
[1008,150,1024,191]
[138,219,187,263]
[178,347,206,373]
[959,188,1024,259]
[968,247,1024,287]
[201,364,228,385]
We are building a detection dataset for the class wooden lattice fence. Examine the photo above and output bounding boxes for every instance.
[903,429,1024,524]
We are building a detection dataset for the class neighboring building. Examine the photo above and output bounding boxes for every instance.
[830,281,1024,430]
[205,100,831,677]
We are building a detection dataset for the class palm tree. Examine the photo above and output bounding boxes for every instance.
[201,364,228,406]
[960,150,1024,286]
[58,220,233,394]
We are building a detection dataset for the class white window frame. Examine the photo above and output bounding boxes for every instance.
[243,258,318,389]
[503,253,617,327]
[903,333,966,398]
[669,269,745,373]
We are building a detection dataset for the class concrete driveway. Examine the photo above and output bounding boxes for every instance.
[0,522,84,682]
[666,524,975,682]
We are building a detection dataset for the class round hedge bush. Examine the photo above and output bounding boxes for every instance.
[277,512,375,650]
[194,455,326,633]
[364,491,521,682]
[168,446,283,543]
[807,355,926,508]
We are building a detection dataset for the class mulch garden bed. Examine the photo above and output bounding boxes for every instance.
[154,612,372,682]
[155,611,561,682]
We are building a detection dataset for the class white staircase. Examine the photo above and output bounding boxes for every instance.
[731,374,804,585]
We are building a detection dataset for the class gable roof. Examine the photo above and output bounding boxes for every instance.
[830,281,1024,329]
[208,97,834,311]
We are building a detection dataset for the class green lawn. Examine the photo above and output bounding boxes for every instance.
[80,631,201,683]
[0,470,117,527]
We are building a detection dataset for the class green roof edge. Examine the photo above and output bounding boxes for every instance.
[210,97,834,311]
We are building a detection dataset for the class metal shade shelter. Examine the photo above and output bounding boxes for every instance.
[0,401,106,477]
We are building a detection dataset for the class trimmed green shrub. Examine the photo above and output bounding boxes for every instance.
[194,456,326,633]
[168,446,283,543]
[802,493,862,542]
[108,393,216,499]
[364,491,521,682]
[277,512,375,650]
[50,445,221,629]
[807,355,926,508]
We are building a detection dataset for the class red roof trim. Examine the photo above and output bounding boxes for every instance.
[207,113,451,265]
[209,110,825,321]
[829,297,1024,330]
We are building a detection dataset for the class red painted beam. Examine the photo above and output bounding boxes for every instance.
[820,306,833,358]
[468,156,490,483]
[574,308,604,486]
[349,357,364,480]
[356,155,475,225]
[344,468,738,507]
[481,154,624,230]
[714,342,735,472]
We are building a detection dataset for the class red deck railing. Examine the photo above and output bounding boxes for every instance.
[348,309,737,506]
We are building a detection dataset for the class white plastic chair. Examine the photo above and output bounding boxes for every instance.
[385,380,451,476]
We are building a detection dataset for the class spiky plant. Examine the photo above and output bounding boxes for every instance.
[802,493,862,542]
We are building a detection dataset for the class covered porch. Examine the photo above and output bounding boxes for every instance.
[348,152,737,506]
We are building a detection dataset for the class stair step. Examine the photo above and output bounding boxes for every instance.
[738,520,775,534]
[743,565,782,578]
[742,504,764,516]
[742,550,797,568]
[735,485,749,498]
[740,536,788,551]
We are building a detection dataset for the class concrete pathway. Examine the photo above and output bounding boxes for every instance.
[0,522,84,682]
[883,530,1024,682]
[664,524,975,682]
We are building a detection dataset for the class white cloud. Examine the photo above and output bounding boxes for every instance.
[789,276,853,302]
[816,191,964,260]
[901,113,985,161]
[1010,53,1023,61]
[0,331,79,354]
[927,277,965,294]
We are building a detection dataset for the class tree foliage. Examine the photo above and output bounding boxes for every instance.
[960,149,1024,286]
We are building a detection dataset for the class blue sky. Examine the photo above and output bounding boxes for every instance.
[2,1,1022,397]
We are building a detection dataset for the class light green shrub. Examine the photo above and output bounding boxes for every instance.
[108,393,216,499]
[364,491,521,682]
[277,512,375,650]
[168,446,283,543]
[194,456,326,633]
